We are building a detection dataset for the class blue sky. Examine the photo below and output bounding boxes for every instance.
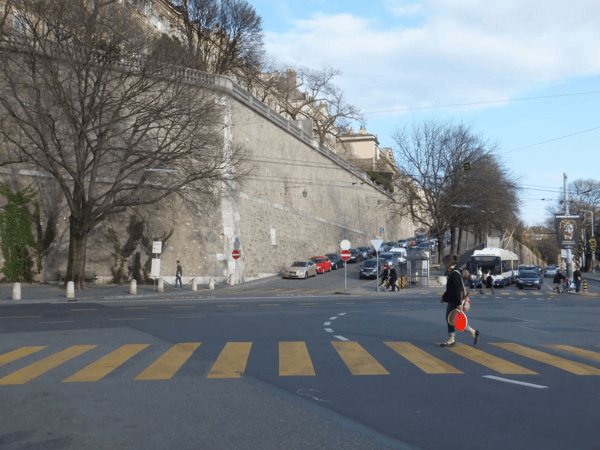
[251,0,600,227]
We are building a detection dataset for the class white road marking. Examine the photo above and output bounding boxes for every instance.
[39,321,75,324]
[177,315,206,318]
[109,318,146,321]
[324,322,331,326]
[297,389,329,402]
[334,335,348,341]
[338,313,346,315]
[324,328,334,332]
[518,326,549,333]
[329,317,337,320]
[483,375,548,389]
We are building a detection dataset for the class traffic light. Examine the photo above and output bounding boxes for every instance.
[463,162,471,171]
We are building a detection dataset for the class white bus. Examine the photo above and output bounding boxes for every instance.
[467,248,519,288]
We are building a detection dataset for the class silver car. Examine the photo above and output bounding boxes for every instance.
[283,260,317,279]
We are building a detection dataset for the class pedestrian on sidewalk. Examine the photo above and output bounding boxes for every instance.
[380,264,390,291]
[175,260,183,289]
[389,265,398,292]
[573,267,582,293]
[553,269,565,293]
[439,265,480,347]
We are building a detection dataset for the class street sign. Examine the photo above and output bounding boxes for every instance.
[232,250,240,260]
[152,241,162,254]
[340,240,351,250]
[371,239,384,251]
[234,238,240,250]
[151,258,160,277]
[341,250,351,261]
[379,227,384,234]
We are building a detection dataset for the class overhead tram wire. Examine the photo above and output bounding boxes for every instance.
[362,90,600,115]
[499,126,600,156]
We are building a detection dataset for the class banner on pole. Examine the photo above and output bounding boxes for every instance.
[555,214,580,250]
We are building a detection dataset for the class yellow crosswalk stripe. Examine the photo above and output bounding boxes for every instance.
[331,341,389,375]
[543,345,600,363]
[0,345,96,385]
[501,292,510,295]
[279,342,316,376]
[516,292,525,296]
[492,343,600,375]
[207,342,252,378]
[135,343,201,380]
[0,346,46,367]
[532,292,542,295]
[63,344,149,383]
[385,342,462,374]
[444,343,537,375]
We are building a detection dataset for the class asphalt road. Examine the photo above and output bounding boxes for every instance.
[1,263,599,450]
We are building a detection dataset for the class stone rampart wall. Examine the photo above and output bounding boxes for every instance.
[0,74,413,284]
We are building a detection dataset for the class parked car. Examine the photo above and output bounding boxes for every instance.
[326,253,343,270]
[311,256,332,274]
[283,260,317,279]
[516,271,543,290]
[415,233,428,243]
[348,248,364,263]
[388,247,407,262]
[397,239,409,248]
[359,246,371,260]
[359,259,384,279]
[378,252,398,267]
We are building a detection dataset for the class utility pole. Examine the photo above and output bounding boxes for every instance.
[564,173,572,279]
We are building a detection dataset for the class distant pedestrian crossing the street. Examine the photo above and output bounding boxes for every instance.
[0,341,599,385]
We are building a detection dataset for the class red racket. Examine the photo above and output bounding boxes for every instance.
[447,309,468,331]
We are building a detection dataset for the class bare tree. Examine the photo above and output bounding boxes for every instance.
[0,0,247,288]
[176,0,265,77]
[267,64,364,145]
[391,119,518,262]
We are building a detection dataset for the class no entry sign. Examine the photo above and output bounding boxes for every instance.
[341,250,351,261]
[232,250,240,260]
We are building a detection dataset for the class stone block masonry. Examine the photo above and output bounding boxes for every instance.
[0,74,413,285]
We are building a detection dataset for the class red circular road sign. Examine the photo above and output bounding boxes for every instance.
[232,250,240,260]
[341,250,351,261]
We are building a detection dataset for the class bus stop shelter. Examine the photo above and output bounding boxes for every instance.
[406,250,430,288]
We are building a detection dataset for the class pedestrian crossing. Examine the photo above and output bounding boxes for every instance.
[0,342,599,385]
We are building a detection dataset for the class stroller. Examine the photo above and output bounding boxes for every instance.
[562,278,576,294]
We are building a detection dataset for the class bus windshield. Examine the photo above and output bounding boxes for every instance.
[471,256,501,275]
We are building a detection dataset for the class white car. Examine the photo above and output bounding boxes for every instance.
[283,260,317,279]
[388,247,407,262]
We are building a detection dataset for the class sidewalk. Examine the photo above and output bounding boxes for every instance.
[0,282,219,304]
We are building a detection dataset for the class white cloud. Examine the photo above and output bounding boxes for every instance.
[264,0,600,115]
[384,1,422,16]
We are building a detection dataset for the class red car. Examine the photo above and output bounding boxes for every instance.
[310,256,332,274]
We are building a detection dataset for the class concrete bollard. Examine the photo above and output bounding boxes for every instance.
[158,278,164,293]
[208,278,214,290]
[192,278,198,291]
[12,282,21,301]
[66,281,75,299]
[130,279,137,295]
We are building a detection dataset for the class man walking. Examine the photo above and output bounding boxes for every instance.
[481,270,494,295]
[175,260,183,289]
[440,265,480,347]
[573,267,582,293]
[389,265,398,292]
[553,269,565,293]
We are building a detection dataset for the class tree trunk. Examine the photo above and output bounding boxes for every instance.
[457,228,463,254]
[66,218,89,290]
[450,227,457,254]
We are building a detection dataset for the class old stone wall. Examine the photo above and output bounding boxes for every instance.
[0,76,413,284]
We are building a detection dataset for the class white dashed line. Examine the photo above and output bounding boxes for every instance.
[334,335,348,341]
[324,322,331,326]
[324,328,334,332]
[329,317,337,320]
[483,375,548,389]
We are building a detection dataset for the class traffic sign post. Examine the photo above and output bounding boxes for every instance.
[371,239,384,292]
[341,249,351,290]
[232,250,240,260]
